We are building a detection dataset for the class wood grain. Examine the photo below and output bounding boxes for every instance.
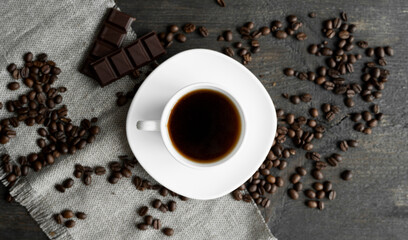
[1,0,408,239]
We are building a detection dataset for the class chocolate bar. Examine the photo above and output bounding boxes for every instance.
[90,32,165,87]
[80,8,136,78]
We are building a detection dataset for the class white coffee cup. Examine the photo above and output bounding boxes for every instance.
[136,82,246,169]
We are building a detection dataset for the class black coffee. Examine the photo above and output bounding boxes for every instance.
[168,89,241,163]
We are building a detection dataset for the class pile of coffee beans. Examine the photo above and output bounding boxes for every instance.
[230,12,390,210]
[54,209,87,228]
[2,53,100,189]
[157,23,208,49]
[136,202,175,236]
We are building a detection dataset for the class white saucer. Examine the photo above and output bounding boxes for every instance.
[126,49,277,200]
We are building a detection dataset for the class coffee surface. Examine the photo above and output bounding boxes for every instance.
[168,89,241,163]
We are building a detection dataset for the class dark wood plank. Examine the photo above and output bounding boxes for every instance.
[2,0,408,239]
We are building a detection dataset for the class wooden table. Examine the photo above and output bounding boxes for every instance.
[1,0,407,239]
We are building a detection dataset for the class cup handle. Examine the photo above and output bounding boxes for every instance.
[136,120,160,131]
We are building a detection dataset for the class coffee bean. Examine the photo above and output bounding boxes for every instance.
[198,26,209,37]
[290,95,300,104]
[347,140,358,148]
[363,127,372,134]
[300,93,312,102]
[62,210,74,219]
[152,199,162,209]
[375,47,385,58]
[260,26,270,35]
[23,52,33,62]
[345,98,354,108]
[168,25,179,33]
[138,206,148,216]
[296,32,307,41]
[306,200,318,208]
[284,68,295,76]
[55,184,65,193]
[339,140,349,152]
[341,170,352,181]
[54,214,63,224]
[216,0,226,7]
[137,223,148,230]
[160,187,169,197]
[153,219,161,229]
[232,189,243,201]
[64,219,75,228]
[266,175,276,184]
[316,190,325,199]
[322,181,333,192]
[175,33,186,43]
[290,173,301,184]
[63,178,74,188]
[328,190,336,200]
[309,108,318,118]
[288,189,299,200]
[304,189,316,199]
[7,63,17,73]
[313,182,323,191]
[224,47,234,57]
[72,212,87,220]
[168,201,177,212]
[223,30,233,42]
[7,82,20,91]
[317,201,324,210]
[183,23,196,33]
[384,46,394,56]
[293,182,303,191]
[366,48,374,57]
[311,169,323,180]
[163,228,174,236]
[275,30,287,39]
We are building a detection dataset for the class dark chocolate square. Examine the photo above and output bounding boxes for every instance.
[126,40,151,68]
[109,49,133,76]
[107,9,135,31]
[142,33,165,58]
[91,41,116,58]
[100,24,125,47]
[91,58,117,87]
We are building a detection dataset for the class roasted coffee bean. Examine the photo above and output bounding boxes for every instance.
[7,63,17,73]
[153,219,161,229]
[261,26,270,35]
[121,168,132,178]
[304,189,316,199]
[76,212,87,220]
[290,95,300,104]
[366,48,374,57]
[224,47,234,57]
[284,68,295,76]
[54,214,63,224]
[266,175,276,184]
[308,44,318,54]
[296,167,307,176]
[351,113,362,122]
[347,140,358,147]
[288,189,299,200]
[363,127,372,134]
[138,206,149,216]
[384,46,394,56]
[309,108,318,118]
[169,25,179,33]
[362,111,372,121]
[65,220,75,228]
[7,82,20,91]
[293,182,303,191]
[313,182,324,191]
[150,199,162,210]
[328,190,336,200]
[290,173,301,184]
[316,190,325,199]
[300,93,312,102]
[62,210,74,219]
[339,140,349,152]
[20,67,30,78]
[163,228,174,236]
[84,175,91,185]
[323,181,333,192]
[137,223,148,230]
[306,200,318,209]
[275,30,287,39]
[183,23,196,33]
[275,177,284,187]
[94,166,106,175]
[232,190,243,201]
[216,0,226,7]
[62,178,74,188]
[55,184,66,193]
[341,170,352,180]
[224,30,233,41]
[296,32,307,41]
[159,204,168,213]
[175,33,186,43]
[11,69,20,79]
[168,201,177,212]
[375,47,385,58]
[354,123,365,132]
[144,215,153,225]
[311,169,323,180]
[160,187,169,197]
[198,26,209,37]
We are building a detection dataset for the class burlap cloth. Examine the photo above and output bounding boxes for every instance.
[0,0,276,239]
